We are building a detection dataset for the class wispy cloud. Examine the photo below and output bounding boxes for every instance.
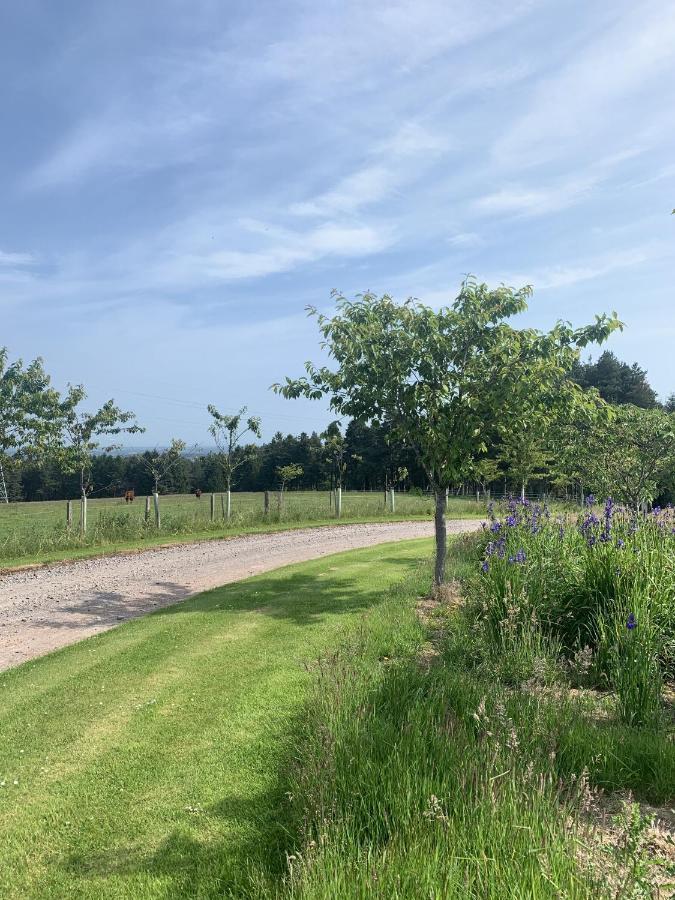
[493,2,675,167]
[485,242,669,292]
[0,250,34,266]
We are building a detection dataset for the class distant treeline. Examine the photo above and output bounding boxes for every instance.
[5,349,673,503]
[8,421,429,501]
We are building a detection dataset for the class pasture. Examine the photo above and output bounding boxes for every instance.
[0,490,482,569]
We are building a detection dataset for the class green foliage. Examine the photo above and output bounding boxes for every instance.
[274,278,621,581]
[143,438,187,493]
[0,347,62,457]
[55,387,144,496]
[572,351,658,408]
[208,405,262,491]
[276,463,303,491]
[557,405,675,508]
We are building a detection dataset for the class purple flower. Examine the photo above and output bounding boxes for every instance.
[626,613,636,630]
[616,539,625,549]
[481,560,489,574]
[490,521,502,534]
[505,515,518,528]
[585,494,596,506]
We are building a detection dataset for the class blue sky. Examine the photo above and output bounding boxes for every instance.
[3,0,674,446]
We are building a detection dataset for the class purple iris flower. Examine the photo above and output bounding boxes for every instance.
[481,560,489,573]
[505,515,518,527]
[626,613,636,630]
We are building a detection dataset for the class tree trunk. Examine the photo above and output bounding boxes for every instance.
[434,487,447,585]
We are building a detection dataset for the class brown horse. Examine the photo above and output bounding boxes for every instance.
[124,490,135,503]
[195,489,202,499]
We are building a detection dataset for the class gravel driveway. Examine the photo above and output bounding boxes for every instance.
[0,519,479,671]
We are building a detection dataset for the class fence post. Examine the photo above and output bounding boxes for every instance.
[226,489,231,520]
[264,490,270,515]
[145,495,151,522]
[336,486,342,519]
[476,490,480,503]
[153,492,160,528]
[80,494,87,536]
[66,499,72,529]
[210,493,215,522]
[389,488,395,513]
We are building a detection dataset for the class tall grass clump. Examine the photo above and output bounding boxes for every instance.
[471,498,674,727]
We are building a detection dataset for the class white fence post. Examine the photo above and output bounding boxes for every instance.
[153,492,160,528]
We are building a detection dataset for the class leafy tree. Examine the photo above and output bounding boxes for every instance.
[207,405,261,518]
[664,393,675,413]
[497,427,551,500]
[274,280,621,583]
[472,456,501,495]
[276,463,303,498]
[0,349,61,501]
[571,351,657,408]
[143,439,187,494]
[57,387,143,503]
[565,405,675,509]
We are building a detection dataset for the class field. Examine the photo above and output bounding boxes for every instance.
[0,491,482,569]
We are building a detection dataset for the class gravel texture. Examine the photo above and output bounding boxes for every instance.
[0,520,480,671]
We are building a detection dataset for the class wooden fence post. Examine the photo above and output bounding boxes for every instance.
[145,495,151,522]
[264,490,270,515]
[66,499,72,529]
[153,492,160,528]
[210,493,215,522]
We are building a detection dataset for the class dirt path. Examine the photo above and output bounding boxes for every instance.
[0,520,479,671]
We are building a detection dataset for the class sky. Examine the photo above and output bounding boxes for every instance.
[2,0,674,447]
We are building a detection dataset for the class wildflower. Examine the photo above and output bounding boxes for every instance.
[505,515,518,527]
[616,539,625,549]
[626,613,636,630]
[490,521,502,534]
[481,560,489,574]
[585,494,596,506]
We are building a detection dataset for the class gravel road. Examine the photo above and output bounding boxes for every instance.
[0,520,480,671]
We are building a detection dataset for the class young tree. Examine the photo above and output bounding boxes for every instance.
[276,463,303,494]
[565,405,675,509]
[207,405,261,519]
[57,387,143,530]
[472,456,500,496]
[143,439,187,494]
[274,280,621,584]
[0,349,61,501]
[497,427,551,501]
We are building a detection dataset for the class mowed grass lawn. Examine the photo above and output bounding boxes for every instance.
[0,539,431,899]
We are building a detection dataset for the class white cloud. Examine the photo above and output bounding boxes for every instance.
[486,243,668,291]
[494,3,675,167]
[0,250,34,266]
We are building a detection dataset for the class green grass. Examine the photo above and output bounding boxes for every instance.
[246,535,674,899]
[0,491,482,569]
[0,539,431,899]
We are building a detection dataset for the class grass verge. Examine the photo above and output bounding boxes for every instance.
[250,534,675,899]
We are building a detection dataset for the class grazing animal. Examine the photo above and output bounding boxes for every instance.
[195,489,202,499]
[124,490,135,503]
